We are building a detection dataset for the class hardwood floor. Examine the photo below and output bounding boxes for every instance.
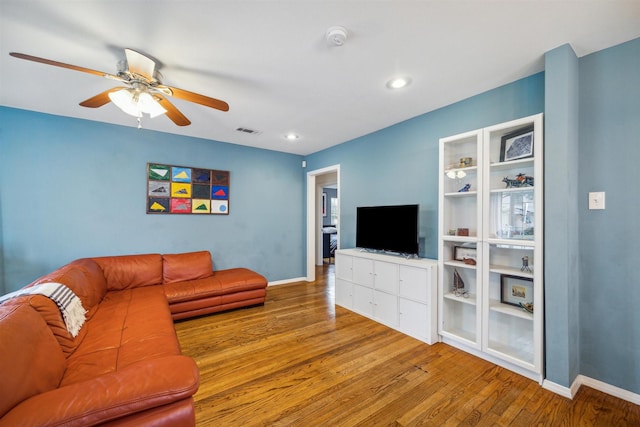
[175,265,640,426]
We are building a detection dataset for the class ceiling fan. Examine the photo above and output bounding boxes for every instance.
[9,49,229,127]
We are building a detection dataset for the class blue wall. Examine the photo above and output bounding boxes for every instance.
[578,38,640,393]
[0,108,305,292]
[544,44,581,389]
[306,73,545,259]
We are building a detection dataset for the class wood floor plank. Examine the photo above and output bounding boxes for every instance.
[447,370,523,425]
[492,380,540,426]
[174,265,640,426]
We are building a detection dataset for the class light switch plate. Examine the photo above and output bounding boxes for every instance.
[589,192,605,210]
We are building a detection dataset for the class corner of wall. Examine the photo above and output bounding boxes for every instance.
[543,43,580,388]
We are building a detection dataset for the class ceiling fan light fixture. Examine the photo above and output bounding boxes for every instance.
[108,88,166,119]
[109,89,141,117]
[138,92,167,118]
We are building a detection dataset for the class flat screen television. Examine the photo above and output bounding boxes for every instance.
[356,204,419,256]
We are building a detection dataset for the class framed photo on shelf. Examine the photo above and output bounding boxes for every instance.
[500,125,534,162]
[500,274,533,306]
[453,246,477,263]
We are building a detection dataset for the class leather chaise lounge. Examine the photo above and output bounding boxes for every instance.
[0,250,268,426]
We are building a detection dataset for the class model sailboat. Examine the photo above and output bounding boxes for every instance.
[453,269,465,291]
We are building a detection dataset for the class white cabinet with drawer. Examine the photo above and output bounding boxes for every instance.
[335,248,437,344]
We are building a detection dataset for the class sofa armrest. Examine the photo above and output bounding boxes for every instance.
[0,355,199,427]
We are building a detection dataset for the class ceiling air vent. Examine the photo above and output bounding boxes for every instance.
[236,127,262,135]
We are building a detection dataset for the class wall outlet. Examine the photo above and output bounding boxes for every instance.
[588,192,605,210]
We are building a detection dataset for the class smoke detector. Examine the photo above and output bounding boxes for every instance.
[326,26,348,46]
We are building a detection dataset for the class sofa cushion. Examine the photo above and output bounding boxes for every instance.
[18,259,108,357]
[93,254,163,291]
[61,285,181,387]
[66,258,108,316]
[0,303,66,418]
[29,258,107,321]
[169,288,267,320]
[163,267,267,303]
[0,356,198,427]
[12,294,88,358]
[162,251,213,284]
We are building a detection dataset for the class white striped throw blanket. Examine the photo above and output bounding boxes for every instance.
[0,282,87,337]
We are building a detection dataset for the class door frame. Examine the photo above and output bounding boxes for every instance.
[306,164,340,281]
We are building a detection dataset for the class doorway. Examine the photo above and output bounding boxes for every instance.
[306,165,340,282]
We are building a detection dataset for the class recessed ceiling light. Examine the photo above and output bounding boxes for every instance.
[285,133,299,141]
[386,77,411,89]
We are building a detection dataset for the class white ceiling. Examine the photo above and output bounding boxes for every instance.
[1,1,639,156]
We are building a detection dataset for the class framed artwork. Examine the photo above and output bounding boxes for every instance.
[500,125,534,162]
[147,163,229,215]
[453,246,476,262]
[322,192,327,217]
[500,274,533,307]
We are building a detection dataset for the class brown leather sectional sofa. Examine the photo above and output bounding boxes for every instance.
[0,250,268,426]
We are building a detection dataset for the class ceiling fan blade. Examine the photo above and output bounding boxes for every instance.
[125,48,155,80]
[167,86,229,112]
[155,95,191,126]
[79,87,127,108]
[9,52,121,80]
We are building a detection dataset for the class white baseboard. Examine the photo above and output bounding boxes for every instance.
[267,277,307,287]
[541,379,574,398]
[579,375,640,404]
[543,374,640,404]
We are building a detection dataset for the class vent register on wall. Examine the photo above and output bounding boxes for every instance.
[147,163,230,214]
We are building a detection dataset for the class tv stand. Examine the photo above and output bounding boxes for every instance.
[335,248,438,344]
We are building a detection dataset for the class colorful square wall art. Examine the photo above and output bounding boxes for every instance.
[147,163,230,215]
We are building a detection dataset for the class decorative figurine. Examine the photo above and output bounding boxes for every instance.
[516,173,534,186]
[503,174,534,188]
[453,269,464,290]
[519,302,534,313]
[458,183,471,192]
[521,256,532,273]
[453,269,469,298]
[459,157,472,168]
